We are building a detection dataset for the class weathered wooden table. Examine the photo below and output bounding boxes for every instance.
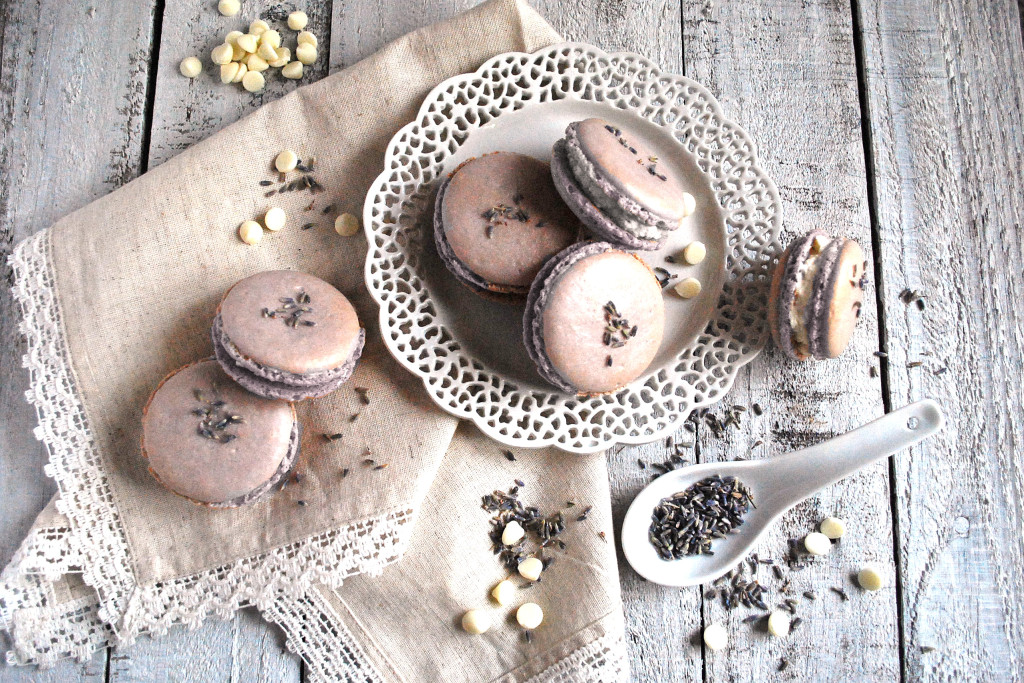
[1,0,1022,680]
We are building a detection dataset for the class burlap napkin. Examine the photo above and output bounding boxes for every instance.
[6,0,560,644]
[3,424,629,681]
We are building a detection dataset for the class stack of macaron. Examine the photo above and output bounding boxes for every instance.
[433,118,699,396]
[141,270,365,508]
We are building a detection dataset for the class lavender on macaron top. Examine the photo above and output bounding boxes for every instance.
[550,118,695,250]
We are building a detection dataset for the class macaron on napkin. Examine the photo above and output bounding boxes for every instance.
[1,1,630,680]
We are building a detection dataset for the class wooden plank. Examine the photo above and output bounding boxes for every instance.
[525,2,703,681]
[146,0,333,168]
[682,0,898,680]
[107,609,296,682]
[0,0,160,680]
[857,0,1024,679]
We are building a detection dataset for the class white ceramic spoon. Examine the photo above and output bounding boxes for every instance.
[621,400,944,587]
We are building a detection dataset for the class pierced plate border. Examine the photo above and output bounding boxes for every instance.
[363,42,783,453]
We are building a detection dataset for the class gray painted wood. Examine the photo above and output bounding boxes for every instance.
[857,0,1024,680]
[0,0,160,680]
[679,0,899,680]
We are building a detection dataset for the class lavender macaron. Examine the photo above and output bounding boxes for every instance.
[212,270,365,401]
[142,359,299,508]
[769,230,867,360]
[524,241,665,395]
[434,152,580,301]
[551,118,695,250]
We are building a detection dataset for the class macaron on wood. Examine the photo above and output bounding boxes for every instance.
[524,241,665,395]
[550,118,693,250]
[141,359,299,508]
[433,151,580,301]
[769,230,867,360]
[212,270,365,400]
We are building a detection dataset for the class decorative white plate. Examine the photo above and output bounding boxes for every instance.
[363,43,782,454]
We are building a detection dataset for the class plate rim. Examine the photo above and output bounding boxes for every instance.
[362,41,782,454]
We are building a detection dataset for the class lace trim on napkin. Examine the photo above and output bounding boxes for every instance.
[0,518,111,667]
[263,588,630,683]
[8,229,414,642]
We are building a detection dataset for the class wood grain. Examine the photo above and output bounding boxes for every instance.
[857,0,1024,679]
[682,0,899,680]
[0,0,160,680]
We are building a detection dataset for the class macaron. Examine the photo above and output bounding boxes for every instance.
[141,359,299,508]
[769,230,867,360]
[433,152,580,300]
[550,118,694,250]
[524,241,665,395]
[212,270,365,400]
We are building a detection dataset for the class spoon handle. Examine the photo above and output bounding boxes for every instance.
[758,400,944,510]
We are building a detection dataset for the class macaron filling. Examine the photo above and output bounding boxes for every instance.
[789,234,833,357]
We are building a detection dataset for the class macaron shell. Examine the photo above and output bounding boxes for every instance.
[142,359,296,505]
[574,118,689,223]
[809,239,866,359]
[219,270,361,375]
[540,250,664,394]
[550,140,664,251]
[440,152,579,288]
[769,230,826,361]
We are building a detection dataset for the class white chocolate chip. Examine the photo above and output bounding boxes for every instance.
[259,29,282,49]
[501,521,525,546]
[282,61,304,80]
[217,0,240,16]
[225,30,243,44]
[211,43,234,65]
[804,531,832,556]
[857,566,885,591]
[269,46,290,68]
[491,580,515,606]
[231,62,248,83]
[682,241,706,265]
[235,33,258,53]
[812,234,829,252]
[275,149,298,173]
[230,42,247,61]
[819,517,846,540]
[257,41,278,62]
[516,603,543,630]
[681,191,696,217]
[517,556,543,582]
[674,277,702,299]
[248,19,270,35]
[703,623,728,651]
[296,30,318,47]
[245,54,270,72]
[241,68,265,92]
[461,609,491,635]
[238,220,263,245]
[220,62,241,84]
[295,42,317,65]
[264,207,286,232]
[767,610,791,637]
[179,57,202,79]
[334,213,360,237]
[288,11,309,30]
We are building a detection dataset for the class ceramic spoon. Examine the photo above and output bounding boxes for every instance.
[621,400,944,587]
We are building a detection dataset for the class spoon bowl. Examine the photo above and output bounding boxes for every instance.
[621,400,944,587]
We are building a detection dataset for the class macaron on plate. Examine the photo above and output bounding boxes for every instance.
[363,43,783,453]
